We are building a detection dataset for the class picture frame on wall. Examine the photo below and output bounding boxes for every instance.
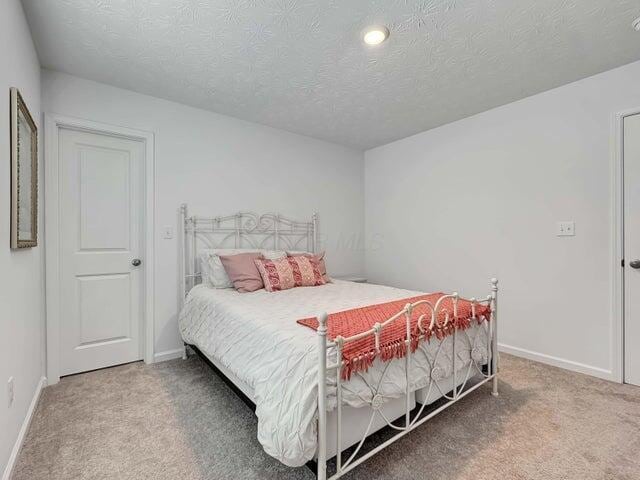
[10,87,38,249]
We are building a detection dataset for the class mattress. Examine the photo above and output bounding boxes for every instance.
[179,280,489,467]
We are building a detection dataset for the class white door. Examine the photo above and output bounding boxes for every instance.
[624,113,640,386]
[59,128,145,376]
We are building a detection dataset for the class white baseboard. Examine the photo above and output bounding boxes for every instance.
[153,348,185,363]
[2,376,47,480]
[498,343,616,382]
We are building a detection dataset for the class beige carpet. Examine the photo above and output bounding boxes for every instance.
[11,354,640,480]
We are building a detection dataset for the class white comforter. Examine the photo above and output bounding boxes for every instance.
[179,280,487,466]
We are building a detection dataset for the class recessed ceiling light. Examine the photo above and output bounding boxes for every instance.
[363,26,389,46]
[633,17,640,31]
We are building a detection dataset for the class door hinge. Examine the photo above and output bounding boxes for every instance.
[622,259,625,267]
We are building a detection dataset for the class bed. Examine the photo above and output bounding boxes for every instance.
[178,205,498,479]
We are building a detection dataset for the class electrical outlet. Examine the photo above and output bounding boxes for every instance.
[163,225,174,239]
[7,377,14,407]
[556,221,575,237]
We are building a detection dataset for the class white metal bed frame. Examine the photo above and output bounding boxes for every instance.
[179,203,317,300]
[179,204,499,480]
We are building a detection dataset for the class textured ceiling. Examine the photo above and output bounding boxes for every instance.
[22,0,640,149]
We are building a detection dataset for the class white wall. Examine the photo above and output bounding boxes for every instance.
[0,0,45,476]
[42,69,365,357]
[365,60,640,381]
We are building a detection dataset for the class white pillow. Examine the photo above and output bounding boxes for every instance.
[199,249,285,288]
[262,250,287,259]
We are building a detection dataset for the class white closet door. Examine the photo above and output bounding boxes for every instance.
[59,128,145,376]
[624,113,640,386]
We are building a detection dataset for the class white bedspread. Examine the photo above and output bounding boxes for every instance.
[179,280,488,466]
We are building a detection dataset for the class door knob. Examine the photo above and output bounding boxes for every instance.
[131,258,142,267]
[630,260,640,269]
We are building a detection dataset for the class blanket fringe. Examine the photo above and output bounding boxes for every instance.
[341,314,485,380]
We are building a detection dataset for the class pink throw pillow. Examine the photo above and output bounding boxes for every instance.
[219,252,265,292]
[286,251,330,283]
[255,256,326,292]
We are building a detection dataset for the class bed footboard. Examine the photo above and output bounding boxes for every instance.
[316,278,499,480]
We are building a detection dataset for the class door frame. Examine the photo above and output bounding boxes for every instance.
[44,114,155,384]
[612,107,640,384]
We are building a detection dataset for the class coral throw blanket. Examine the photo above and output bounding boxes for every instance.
[297,293,491,380]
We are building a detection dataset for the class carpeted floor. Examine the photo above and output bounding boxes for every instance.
[11,353,640,480]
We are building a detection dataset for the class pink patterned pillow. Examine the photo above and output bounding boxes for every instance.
[254,255,326,292]
[286,251,330,283]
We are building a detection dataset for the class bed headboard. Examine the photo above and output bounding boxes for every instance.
[179,203,317,300]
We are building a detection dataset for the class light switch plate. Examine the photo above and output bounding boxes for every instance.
[163,226,174,239]
[556,221,575,236]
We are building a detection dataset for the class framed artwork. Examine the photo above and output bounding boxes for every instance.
[10,87,38,249]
